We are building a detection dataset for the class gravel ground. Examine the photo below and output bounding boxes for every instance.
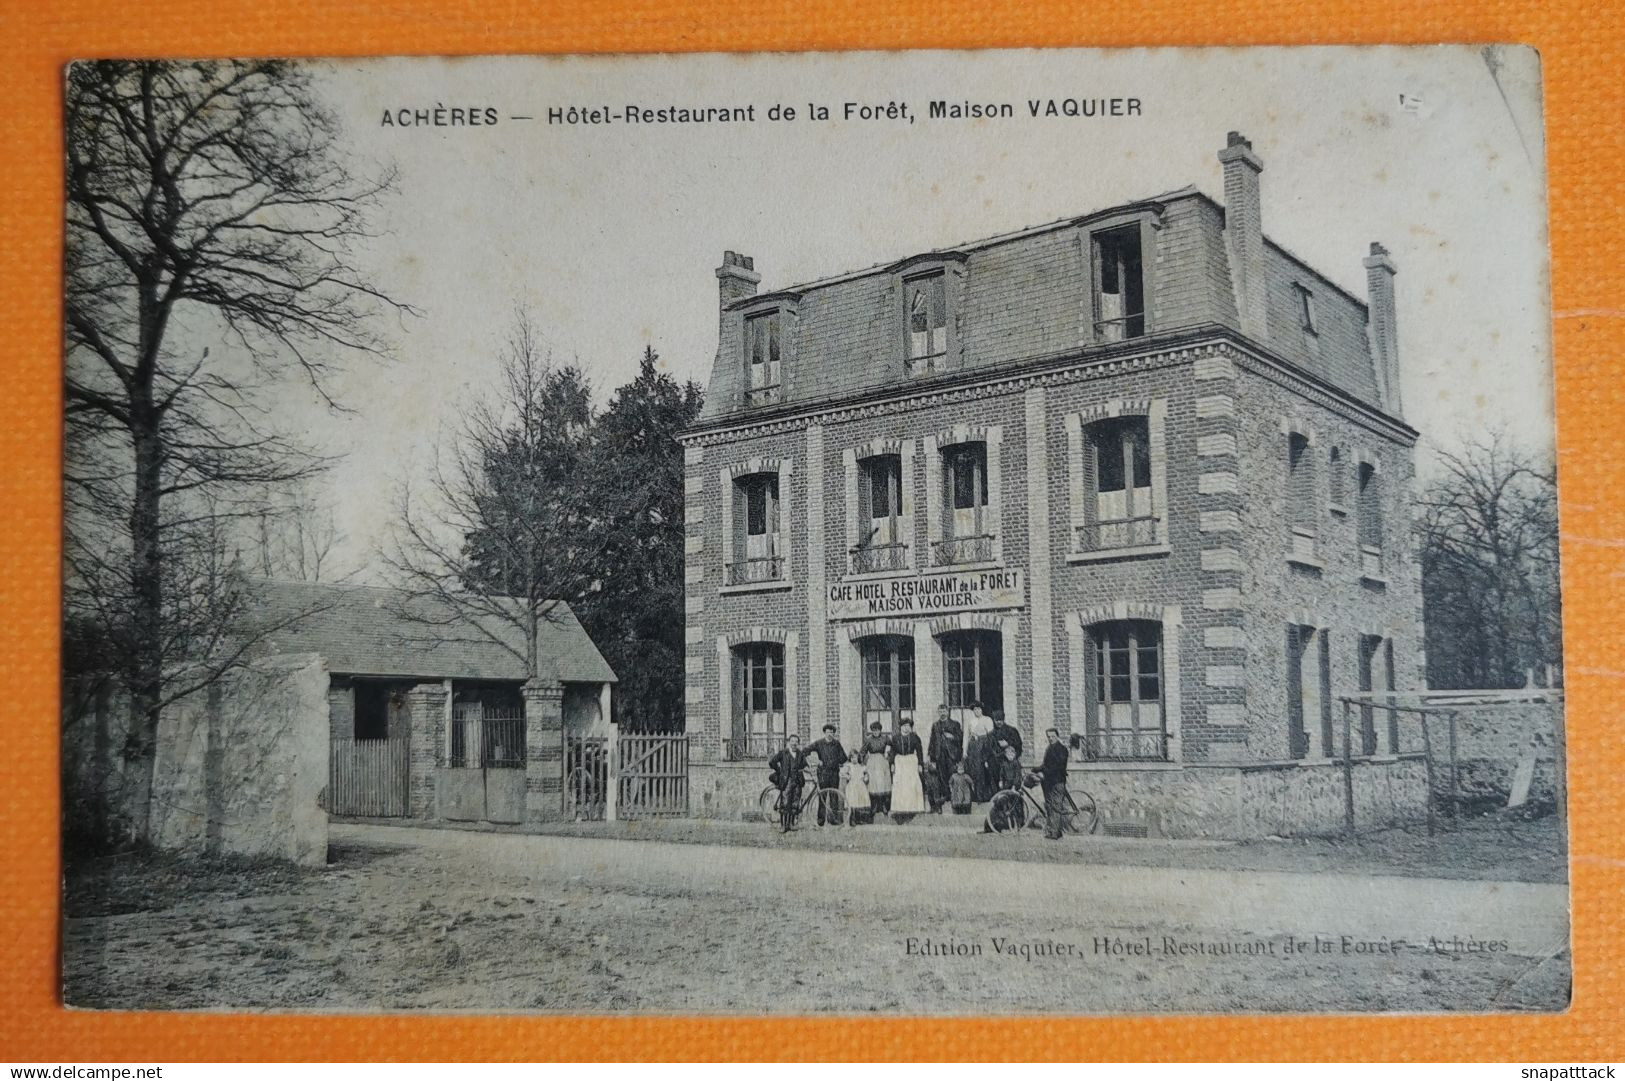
[63,817,1570,1015]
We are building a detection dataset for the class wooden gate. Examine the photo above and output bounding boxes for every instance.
[329,736,410,817]
[565,734,609,821]
[618,733,689,818]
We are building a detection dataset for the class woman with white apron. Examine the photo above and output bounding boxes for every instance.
[889,719,927,819]
[860,721,892,816]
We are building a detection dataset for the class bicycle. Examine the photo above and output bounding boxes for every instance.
[757,768,847,831]
[985,775,1099,836]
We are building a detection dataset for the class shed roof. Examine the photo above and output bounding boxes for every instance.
[243,579,617,684]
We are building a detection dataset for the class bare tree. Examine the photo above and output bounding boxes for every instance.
[384,311,604,679]
[64,60,409,842]
[1418,430,1562,689]
[251,480,348,583]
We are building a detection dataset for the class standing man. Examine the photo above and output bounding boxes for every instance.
[1039,728,1073,840]
[768,734,807,831]
[808,723,849,825]
[926,703,963,814]
[986,710,1023,784]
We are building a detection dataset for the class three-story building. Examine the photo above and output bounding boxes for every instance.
[680,132,1427,837]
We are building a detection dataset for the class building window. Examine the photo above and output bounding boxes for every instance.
[941,630,1003,725]
[1293,282,1317,334]
[744,310,782,406]
[1079,416,1156,551]
[353,682,391,741]
[1286,625,1331,759]
[1328,445,1347,511]
[905,272,947,371]
[1083,620,1167,761]
[1357,634,1398,756]
[1357,462,1384,576]
[853,453,907,573]
[728,472,782,585]
[1287,431,1318,562]
[1093,226,1145,342]
[935,442,991,564]
[729,642,787,760]
[860,636,915,735]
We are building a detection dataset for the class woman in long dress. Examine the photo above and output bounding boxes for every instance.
[860,721,892,816]
[964,702,995,802]
[890,719,928,820]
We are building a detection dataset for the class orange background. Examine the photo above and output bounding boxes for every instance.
[2,0,1620,1062]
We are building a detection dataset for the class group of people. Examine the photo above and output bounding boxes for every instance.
[765,702,1075,839]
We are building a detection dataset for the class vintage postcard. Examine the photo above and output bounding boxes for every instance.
[60,46,1568,1014]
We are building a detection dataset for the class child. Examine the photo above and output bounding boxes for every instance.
[948,760,974,815]
[984,744,1028,833]
[844,757,872,826]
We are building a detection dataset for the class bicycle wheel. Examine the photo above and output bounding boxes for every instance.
[808,788,846,829]
[567,768,599,819]
[1066,789,1100,835]
[758,785,782,825]
[987,790,1027,834]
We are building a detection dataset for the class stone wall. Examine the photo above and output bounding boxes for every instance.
[1429,697,1564,804]
[80,655,332,866]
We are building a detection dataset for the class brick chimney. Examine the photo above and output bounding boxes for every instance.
[716,250,760,307]
[1363,241,1401,415]
[1218,131,1267,341]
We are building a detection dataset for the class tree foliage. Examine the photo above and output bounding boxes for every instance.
[1418,433,1562,689]
[576,347,704,731]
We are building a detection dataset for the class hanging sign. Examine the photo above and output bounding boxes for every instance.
[827,568,1025,620]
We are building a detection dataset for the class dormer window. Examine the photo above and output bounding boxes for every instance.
[1293,282,1318,334]
[905,271,947,368]
[744,310,782,406]
[1093,226,1145,342]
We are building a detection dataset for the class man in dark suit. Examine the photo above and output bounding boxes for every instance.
[1039,727,1072,840]
[768,734,807,830]
[926,703,963,813]
[807,723,848,825]
[985,711,1023,781]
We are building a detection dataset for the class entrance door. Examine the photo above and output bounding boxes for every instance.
[860,635,915,735]
[941,630,1004,726]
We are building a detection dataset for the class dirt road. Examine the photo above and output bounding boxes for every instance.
[65,823,1570,1013]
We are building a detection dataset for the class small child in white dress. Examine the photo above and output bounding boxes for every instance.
[843,758,872,826]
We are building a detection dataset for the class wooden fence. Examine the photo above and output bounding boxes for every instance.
[329,736,410,817]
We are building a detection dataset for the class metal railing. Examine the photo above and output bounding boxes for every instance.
[1074,515,1159,553]
[743,384,782,407]
[1094,313,1146,341]
[725,555,784,586]
[448,708,525,768]
[932,534,995,565]
[850,542,909,574]
[905,353,946,377]
[723,733,789,761]
[1081,730,1169,762]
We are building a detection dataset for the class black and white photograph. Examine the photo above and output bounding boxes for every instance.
[60,46,1569,1014]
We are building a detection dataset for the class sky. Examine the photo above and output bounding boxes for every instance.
[252,47,1551,578]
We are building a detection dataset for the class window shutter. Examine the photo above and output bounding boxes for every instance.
[1081,428,1099,526]
[767,475,781,539]
[731,480,748,562]
[857,460,873,538]
[1285,625,1304,756]
[730,649,745,740]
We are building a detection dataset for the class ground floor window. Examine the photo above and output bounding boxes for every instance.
[1287,624,1332,758]
[1358,634,1399,754]
[942,629,1003,724]
[450,685,525,768]
[1084,620,1166,760]
[730,641,787,759]
[860,635,915,734]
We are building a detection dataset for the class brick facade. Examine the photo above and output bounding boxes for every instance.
[683,132,1425,837]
